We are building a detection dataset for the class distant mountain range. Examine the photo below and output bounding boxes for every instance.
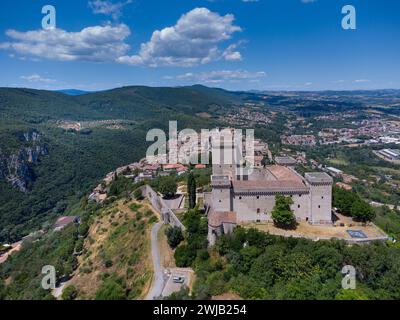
[56,89,92,96]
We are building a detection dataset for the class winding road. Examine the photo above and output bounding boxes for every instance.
[146,222,165,300]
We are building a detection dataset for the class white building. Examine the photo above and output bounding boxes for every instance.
[377,148,400,161]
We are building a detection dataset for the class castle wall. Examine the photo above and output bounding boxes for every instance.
[233,192,310,223]
[222,222,236,234]
[208,225,221,246]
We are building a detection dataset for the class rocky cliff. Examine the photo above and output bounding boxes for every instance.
[0,130,48,193]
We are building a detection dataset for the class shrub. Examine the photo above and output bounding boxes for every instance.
[133,188,143,200]
[165,226,184,249]
[105,259,113,268]
[148,216,158,224]
[174,245,195,267]
[62,285,78,300]
[271,195,296,229]
[95,277,126,300]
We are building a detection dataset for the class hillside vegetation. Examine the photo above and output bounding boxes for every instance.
[68,199,158,300]
[0,85,237,242]
[0,175,158,300]
[169,220,400,300]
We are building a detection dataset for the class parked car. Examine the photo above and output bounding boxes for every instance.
[172,276,185,284]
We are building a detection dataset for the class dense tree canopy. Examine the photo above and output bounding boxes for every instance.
[333,186,375,222]
[159,176,178,199]
[174,209,208,268]
[191,228,400,300]
[165,226,184,249]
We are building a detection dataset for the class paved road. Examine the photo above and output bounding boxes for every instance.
[52,280,69,299]
[146,222,165,300]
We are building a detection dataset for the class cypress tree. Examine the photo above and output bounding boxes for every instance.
[188,172,197,209]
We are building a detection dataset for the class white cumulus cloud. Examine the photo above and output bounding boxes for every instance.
[167,69,266,84]
[222,42,243,61]
[20,74,56,83]
[88,0,133,20]
[117,7,242,67]
[0,24,131,62]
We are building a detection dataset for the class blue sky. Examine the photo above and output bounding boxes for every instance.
[0,0,399,91]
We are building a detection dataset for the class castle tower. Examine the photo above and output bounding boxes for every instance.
[211,129,236,178]
[211,175,232,212]
[305,173,333,225]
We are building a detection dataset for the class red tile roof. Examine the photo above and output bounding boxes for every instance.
[268,165,301,181]
[163,164,182,170]
[208,210,237,227]
[233,166,307,192]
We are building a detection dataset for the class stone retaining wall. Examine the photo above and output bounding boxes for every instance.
[141,185,186,231]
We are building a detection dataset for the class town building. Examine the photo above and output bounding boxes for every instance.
[275,156,297,167]
[377,148,400,161]
[325,166,343,177]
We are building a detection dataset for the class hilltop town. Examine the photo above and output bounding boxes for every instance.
[86,126,388,247]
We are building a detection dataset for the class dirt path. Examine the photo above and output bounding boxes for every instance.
[0,241,22,264]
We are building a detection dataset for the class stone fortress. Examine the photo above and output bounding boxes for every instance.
[204,132,333,245]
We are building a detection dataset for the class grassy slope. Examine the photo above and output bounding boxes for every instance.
[69,199,158,300]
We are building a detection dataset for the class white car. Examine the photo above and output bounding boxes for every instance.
[172,276,185,284]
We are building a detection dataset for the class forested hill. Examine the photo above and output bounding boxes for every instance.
[0,85,246,242]
[0,85,247,122]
